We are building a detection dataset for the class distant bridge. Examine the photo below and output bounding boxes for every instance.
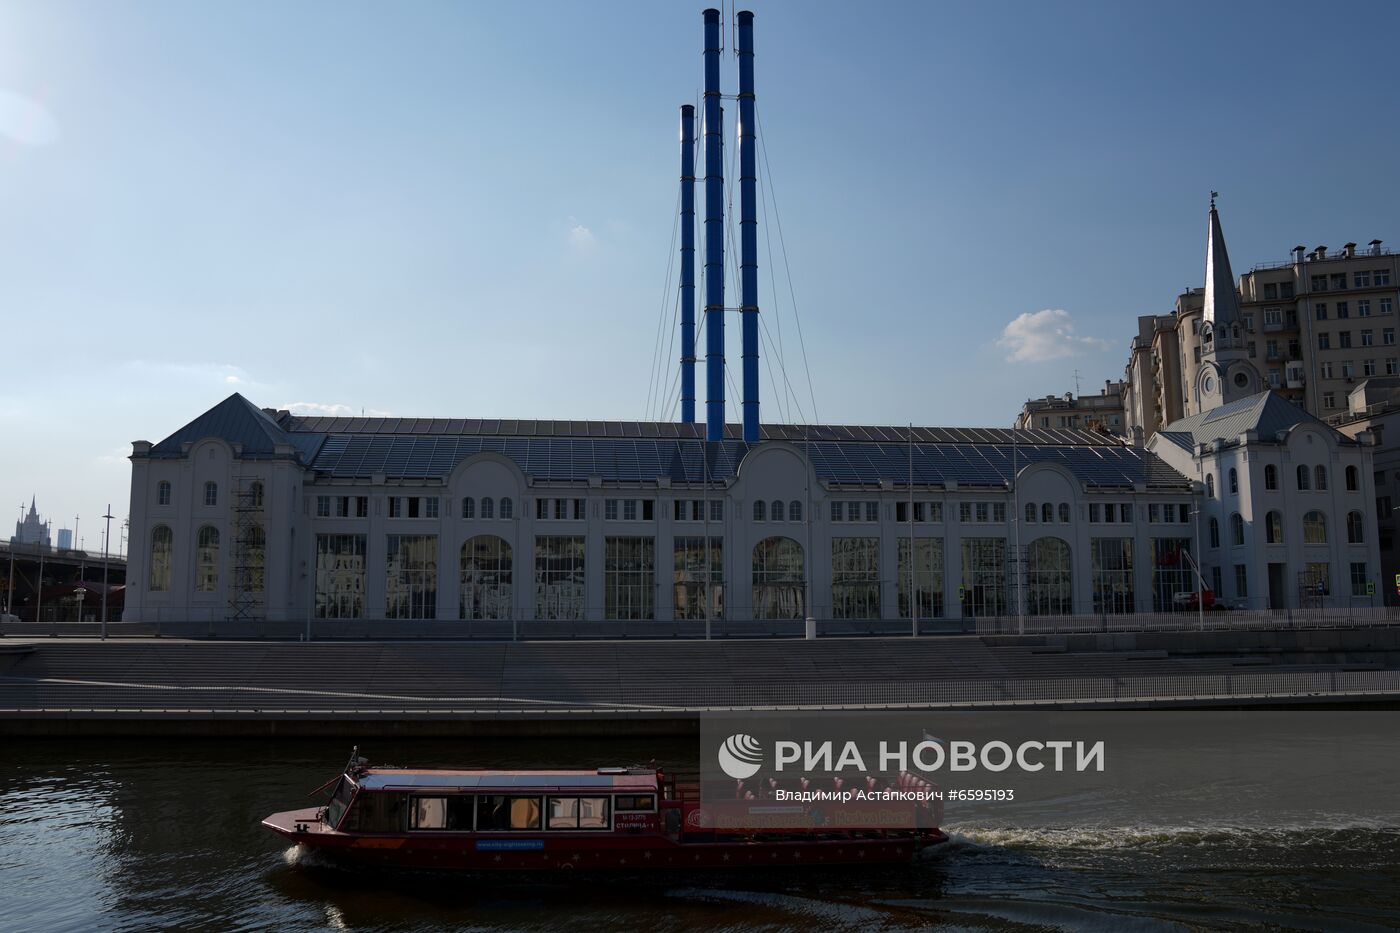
[2,541,127,622]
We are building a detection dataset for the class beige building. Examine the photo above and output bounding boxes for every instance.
[1331,377,1400,604]
[1125,231,1396,437]
[1016,381,1126,434]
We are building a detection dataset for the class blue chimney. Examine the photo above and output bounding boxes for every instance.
[703,7,725,442]
[737,10,759,443]
[680,104,697,424]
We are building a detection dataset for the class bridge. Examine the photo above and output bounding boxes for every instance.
[2,542,127,623]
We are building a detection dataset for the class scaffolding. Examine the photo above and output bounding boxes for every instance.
[228,475,266,622]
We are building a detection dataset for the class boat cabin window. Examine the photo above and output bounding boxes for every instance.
[325,777,357,829]
[409,796,472,831]
[343,791,405,833]
[476,795,542,831]
[547,796,610,830]
[614,794,656,813]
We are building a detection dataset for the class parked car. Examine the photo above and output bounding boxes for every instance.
[1172,589,1215,611]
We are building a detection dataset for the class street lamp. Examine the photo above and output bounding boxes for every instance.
[101,505,113,640]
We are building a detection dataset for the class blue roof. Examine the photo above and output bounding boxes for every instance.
[307,433,1188,489]
[150,394,325,464]
[148,395,1191,489]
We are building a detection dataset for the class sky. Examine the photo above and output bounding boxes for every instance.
[3,0,1399,544]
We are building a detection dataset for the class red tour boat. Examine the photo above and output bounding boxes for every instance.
[263,750,947,870]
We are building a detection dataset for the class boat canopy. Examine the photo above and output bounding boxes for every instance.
[354,769,659,792]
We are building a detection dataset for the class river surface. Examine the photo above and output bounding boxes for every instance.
[2,737,1398,932]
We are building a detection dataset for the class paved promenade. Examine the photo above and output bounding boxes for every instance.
[3,630,1398,734]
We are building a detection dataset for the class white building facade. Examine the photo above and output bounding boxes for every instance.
[125,395,1274,624]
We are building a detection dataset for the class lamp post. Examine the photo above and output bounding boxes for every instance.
[101,505,113,640]
[74,586,85,626]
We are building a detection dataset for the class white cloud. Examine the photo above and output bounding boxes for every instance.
[567,216,597,251]
[125,360,261,389]
[0,89,59,147]
[996,309,1111,363]
[281,401,393,418]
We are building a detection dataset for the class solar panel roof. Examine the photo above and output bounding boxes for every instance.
[305,434,1189,489]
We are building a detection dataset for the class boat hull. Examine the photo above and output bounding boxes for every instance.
[264,808,947,871]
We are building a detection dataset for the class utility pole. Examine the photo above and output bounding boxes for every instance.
[101,505,113,640]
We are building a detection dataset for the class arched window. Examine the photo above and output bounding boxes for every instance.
[204,481,218,507]
[753,500,766,521]
[1228,468,1238,494]
[1026,537,1073,615]
[196,525,219,592]
[1266,511,1283,544]
[500,497,514,519]
[461,497,475,519]
[1058,503,1070,524]
[460,535,512,620]
[1041,503,1053,524]
[1303,510,1327,544]
[157,480,172,506]
[1209,517,1220,548]
[1297,466,1310,491]
[481,497,494,520]
[1265,465,1278,491]
[1347,510,1365,544]
[1206,474,1215,498]
[1346,466,1359,491]
[149,526,173,591]
[1025,503,1037,524]
[1230,512,1245,546]
[752,537,805,620]
[789,500,802,522]
[771,500,784,522]
[244,524,266,593]
[1315,465,1328,490]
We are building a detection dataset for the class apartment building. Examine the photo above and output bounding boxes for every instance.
[1016,381,1126,434]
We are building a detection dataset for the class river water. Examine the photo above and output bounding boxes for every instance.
[2,736,1398,932]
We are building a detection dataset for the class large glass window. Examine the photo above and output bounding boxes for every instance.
[546,797,610,830]
[385,535,438,619]
[535,536,585,620]
[476,796,542,831]
[1150,538,1194,610]
[605,537,655,620]
[752,537,805,620]
[673,536,723,620]
[240,524,266,595]
[195,525,220,592]
[961,538,1006,617]
[831,537,880,619]
[460,535,512,620]
[1350,562,1369,597]
[1266,511,1283,544]
[149,525,173,591]
[1026,537,1072,615]
[1090,538,1133,614]
[316,534,366,618]
[897,538,944,619]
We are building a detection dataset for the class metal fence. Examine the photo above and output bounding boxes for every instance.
[3,669,1397,715]
[6,605,1400,641]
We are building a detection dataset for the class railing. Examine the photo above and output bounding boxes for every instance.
[1,669,1397,714]
[974,605,1400,635]
[6,605,1400,641]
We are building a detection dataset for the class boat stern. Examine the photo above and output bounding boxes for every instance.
[261,807,331,843]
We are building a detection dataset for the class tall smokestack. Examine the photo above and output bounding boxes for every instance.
[737,10,759,443]
[703,7,725,442]
[680,104,697,424]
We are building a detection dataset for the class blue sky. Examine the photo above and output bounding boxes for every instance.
[3,0,1399,540]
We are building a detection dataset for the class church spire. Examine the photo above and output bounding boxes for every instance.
[1204,191,1241,328]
